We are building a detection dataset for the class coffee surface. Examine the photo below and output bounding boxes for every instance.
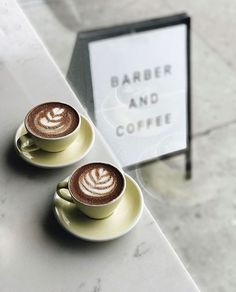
[26,102,79,138]
[69,163,125,205]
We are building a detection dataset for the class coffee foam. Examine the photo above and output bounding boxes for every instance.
[70,163,125,205]
[79,167,116,197]
[26,102,79,138]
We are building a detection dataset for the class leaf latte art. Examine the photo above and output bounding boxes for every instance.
[35,107,72,136]
[70,163,125,205]
[39,107,65,128]
[79,168,116,197]
[26,102,79,138]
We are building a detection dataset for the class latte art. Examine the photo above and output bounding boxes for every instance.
[69,163,125,205]
[39,107,65,128]
[35,107,72,136]
[26,102,79,138]
[79,167,116,197]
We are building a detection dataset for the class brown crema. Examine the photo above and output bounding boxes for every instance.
[69,163,125,205]
[26,102,79,138]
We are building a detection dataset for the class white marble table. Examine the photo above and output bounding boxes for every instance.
[0,1,200,291]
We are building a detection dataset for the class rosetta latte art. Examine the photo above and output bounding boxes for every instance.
[26,102,79,138]
[34,107,72,136]
[78,167,116,197]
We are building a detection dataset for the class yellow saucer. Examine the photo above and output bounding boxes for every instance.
[53,174,144,241]
[14,115,95,168]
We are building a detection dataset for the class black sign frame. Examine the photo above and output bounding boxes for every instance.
[67,13,192,179]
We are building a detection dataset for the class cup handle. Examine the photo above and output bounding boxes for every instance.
[17,132,40,152]
[56,180,74,203]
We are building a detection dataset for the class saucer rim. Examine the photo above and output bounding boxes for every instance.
[53,174,144,242]
[14,115,95,169]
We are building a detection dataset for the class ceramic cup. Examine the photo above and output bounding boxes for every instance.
[56,162,126,219]
[17,102,81,153]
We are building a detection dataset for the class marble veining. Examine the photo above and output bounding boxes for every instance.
[76,279,101,292]
[134,241,151,258]
[92,278,101,292]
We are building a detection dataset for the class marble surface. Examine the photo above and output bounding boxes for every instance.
[0,1,200,292]
[16,1,236,291]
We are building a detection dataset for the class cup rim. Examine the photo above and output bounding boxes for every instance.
[24,101,80,140]
[68,162,126,207]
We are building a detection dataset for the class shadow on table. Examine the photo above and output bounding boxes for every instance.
[41,201,123,251]
[4,137,68,179]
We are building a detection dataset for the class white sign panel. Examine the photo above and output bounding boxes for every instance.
[89,24,187,167]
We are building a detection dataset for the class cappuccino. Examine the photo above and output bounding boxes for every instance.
[69,162,125,205]
[25,102,79,138]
